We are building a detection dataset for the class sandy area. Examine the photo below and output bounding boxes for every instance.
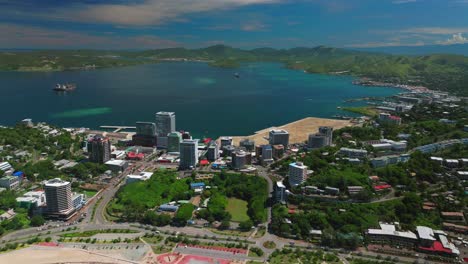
[227,117,353,146]
[0,245,139,264]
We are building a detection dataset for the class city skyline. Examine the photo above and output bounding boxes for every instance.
[1,0,468,49]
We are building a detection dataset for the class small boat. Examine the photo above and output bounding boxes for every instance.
[234,73,240,78]
[53,83,76,92]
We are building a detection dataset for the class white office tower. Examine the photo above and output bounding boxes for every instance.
[179,139,199,170]
[155,111,176,137]
[269,129,289,148]
[44,178,73,216]
[288,162,307,187]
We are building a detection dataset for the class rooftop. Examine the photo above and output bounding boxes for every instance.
[44,178,70,187]
[104,159,127,166]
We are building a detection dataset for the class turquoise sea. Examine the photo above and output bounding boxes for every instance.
[0,62,401,138]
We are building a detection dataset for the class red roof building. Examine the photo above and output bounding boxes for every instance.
[373,184,392,191]
[127,152,145,160]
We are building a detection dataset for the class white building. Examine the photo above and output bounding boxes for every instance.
[179,139,199,170]
[289,162,308,187]
[0,176,19,190]
[16,191,46,208]
[126,172,153,184]
[339,147,368,158]
[44,178,74,216]
[0,162,13,173]
[367,222,417,247]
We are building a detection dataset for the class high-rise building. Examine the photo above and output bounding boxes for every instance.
[167,132,182,153]
[179,139,199,170]
[319,126,333,145]
[136,122,156,136]
[222,145,236,157]
[206,141,219,161]
[182,131,192,140]
[239,139,255,152]
[308,133,328,149]
[269,129,289,148]
[88,135,111,163]
[44,178,74,217]
[155,112,176,137]
[220,137,233,148]
[272,144,285,159]
[288,162,308,187]
[133,122,157,147]
[231,150,248,170]
[261,145,274,165]
[274,181,287,203]
[255,145,263,158]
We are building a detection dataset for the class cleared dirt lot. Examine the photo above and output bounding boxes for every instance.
[227,117,353,146]
[0,245,138,264]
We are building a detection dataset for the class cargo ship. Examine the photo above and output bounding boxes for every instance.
[53,83,76,92]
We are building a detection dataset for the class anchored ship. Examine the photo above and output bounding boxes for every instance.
[53,83,76,92]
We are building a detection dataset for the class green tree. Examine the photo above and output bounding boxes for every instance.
[30,215,45,227]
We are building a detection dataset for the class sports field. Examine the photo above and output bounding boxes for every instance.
[226,198,249,222]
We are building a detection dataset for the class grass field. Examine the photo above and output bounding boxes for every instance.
[226,198,249,222]
[83,190,98,198]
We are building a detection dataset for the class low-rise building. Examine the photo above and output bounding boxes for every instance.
[417,226,460,256]
[0,209,16,222]
[347,186,364,196]
[0,176,19,190]
[190,182,206,193]
[126,172,153,184]
[456,171,468,180]
[105,159,128,172]
[339,147,368,159]
[158,204,179,212]
[72,193,85,210]
[16,191,46,209]
[379,113,402,125]
[367,222,418,247]
[0,162,13,174]
[441,212,465,223]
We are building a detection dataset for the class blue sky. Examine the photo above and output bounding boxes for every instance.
[1,0,468,49]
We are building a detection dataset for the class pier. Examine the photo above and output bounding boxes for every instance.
[100,126,136,133]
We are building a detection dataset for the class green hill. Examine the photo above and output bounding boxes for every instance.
[1,45,467,95]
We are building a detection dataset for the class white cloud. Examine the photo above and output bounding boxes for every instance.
[0,23,180,49]
[241,21,268,31]
[52,0,283,26]
[401,27,468,35]
[437,33,468,45]
[346,41,425,48]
